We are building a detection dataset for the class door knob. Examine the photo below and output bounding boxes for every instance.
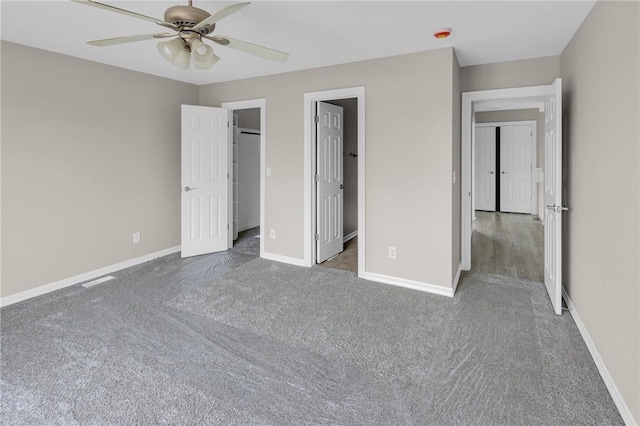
[339,184,344,189]
[501,171,508,174]
[184,186,196,192]
[547,204,569,213]
[489,171,494,174]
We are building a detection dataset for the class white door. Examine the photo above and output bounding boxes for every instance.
[316,102,344,263]
[181,105,229,258]
[544,78,564,315]
[475,126,496,211]
[500,124,532,213]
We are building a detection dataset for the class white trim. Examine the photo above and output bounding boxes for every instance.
[261,252,308,267]
[474,120,538,215]
[362,272,454,298]
[476,120,536,127]
[0,246,181,308]
[221,99,266,259]
[452,263,463,294]
[81,275,115,289]
[303,87,366,277]
[474,100,545,113]
[462,84,550,270]
[343,230,358,243]
[563,289,636,426]
[238,222,260,233]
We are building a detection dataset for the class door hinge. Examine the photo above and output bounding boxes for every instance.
[314,115,319,124]
[227,121,230,128]
[314,233,320,242]
[227,172,229,179]
[314,174,320,183]
[227,223,229,230]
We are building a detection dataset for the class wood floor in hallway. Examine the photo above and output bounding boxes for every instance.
[319,237,358,273]
[472,211,544,282]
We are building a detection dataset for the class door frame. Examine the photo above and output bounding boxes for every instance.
[461,85,548,270]
[475,120,538,215]
[221,98,266,258]
[303,87,365,275]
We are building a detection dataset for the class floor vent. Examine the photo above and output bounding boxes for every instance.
[81,275,115,288]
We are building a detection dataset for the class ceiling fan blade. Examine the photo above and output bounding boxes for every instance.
[193,2,251,30]
[87,33,176,47]
[71,0,177,30]
[207,35,289,62]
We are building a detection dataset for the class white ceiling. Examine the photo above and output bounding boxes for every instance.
[0,0,596,86]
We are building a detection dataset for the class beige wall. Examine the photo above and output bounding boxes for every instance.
[236,108,260,130]
[200,48,458,287]
[0,41,199,298]
[461,55,560,92]
[561,1,640,422]
[328,98,358,238]
[475,109,545,218]
[451,52,461,281]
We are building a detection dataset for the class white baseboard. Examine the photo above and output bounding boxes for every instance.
[361,272,454,298]
[261,252,308,267]
[452,263,463,294]
[343,230,358,243]
[238,222,260,232]
[563,288,636,426]
[0,246,181,308]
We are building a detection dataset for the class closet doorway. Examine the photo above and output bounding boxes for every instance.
[221,99,266,258]
[303,86,365,276]
[315,98,359,273]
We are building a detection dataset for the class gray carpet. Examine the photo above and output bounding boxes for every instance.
[1,242,622,424]
[232,226,261,256]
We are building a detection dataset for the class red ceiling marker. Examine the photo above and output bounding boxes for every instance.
[433,28,451,39]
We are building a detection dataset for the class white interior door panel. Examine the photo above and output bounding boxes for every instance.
[316,102,344,263]
[475,126,496,211]
[544,78,564,315]
[181,105,229,258]
[500,124,532,213]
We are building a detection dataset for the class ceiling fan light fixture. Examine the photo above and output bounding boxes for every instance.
[77,1,289,72]
[171,48,191,70]
[192,50,220,70]
[157,38,184,61]
[190,38,212,58]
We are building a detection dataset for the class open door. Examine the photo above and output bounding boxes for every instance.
[316,101,344,263]
[543,78,565,315]
[475,126,497,211]
[181,105,229,258]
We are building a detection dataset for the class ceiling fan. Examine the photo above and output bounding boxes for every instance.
[72,0,289,70]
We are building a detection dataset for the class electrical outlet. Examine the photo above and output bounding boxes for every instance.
[388,246,396,259]
[270,229,276,239]
[133,232,141,244]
